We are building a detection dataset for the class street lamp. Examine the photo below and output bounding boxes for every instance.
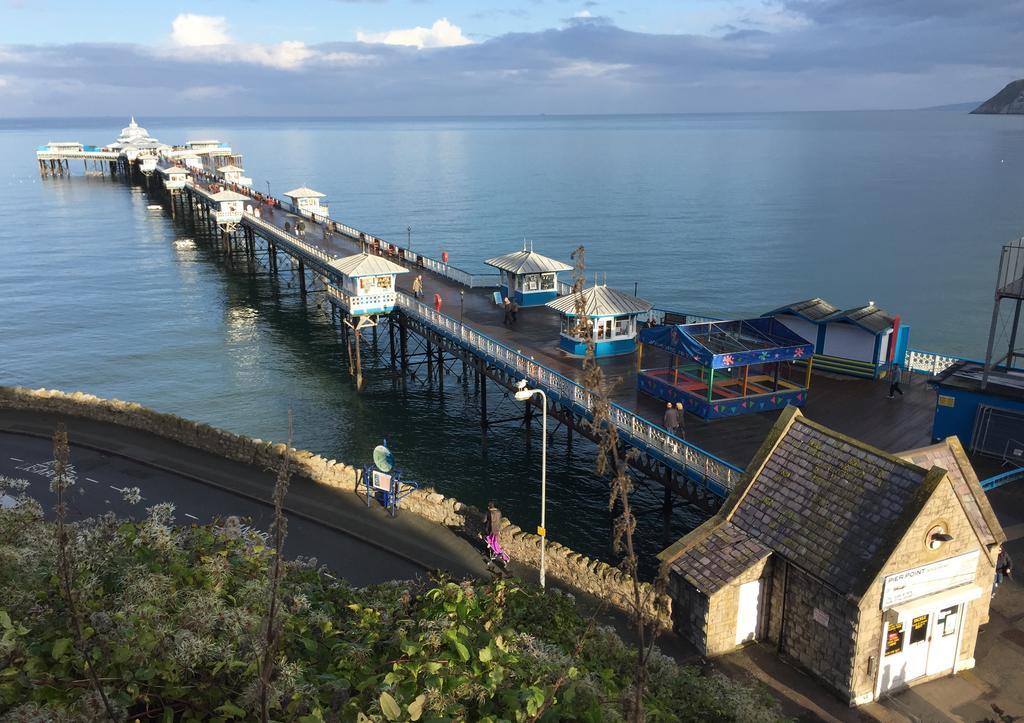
[407,225,412,250]
[460,289,465,323]
[514,379,548,589]
[265,180,271,196]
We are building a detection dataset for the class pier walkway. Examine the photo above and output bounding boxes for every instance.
[181,173,935,498]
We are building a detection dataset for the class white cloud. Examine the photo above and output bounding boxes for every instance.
[357,18,473,49]
[171,14,231,47]
[241,41,314,70]
[575,10,593,18]
[165,15,314,70]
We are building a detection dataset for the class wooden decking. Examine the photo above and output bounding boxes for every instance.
[202,182,938,471]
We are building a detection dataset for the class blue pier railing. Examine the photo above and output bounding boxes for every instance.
[981,466,1024,491]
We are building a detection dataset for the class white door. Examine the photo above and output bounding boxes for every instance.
[925,604,961,676]
[735,580,762,645]
[900,610,931,682]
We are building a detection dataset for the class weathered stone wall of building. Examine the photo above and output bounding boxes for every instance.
[0,386,672,628]
[704,558,771,656]
[776,565,858,700]
[667,574,711,654]
[850,478,996,703]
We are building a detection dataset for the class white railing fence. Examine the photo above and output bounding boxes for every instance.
[903,348,971,377]
[395,294,740,492]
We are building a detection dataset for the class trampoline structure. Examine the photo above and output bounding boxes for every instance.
[637,318,815,420]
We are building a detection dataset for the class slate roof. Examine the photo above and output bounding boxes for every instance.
[727,414,931,595]
[900,438,1005,547]
[329,253,409,278]
[484,249,573,275]
[546,285,653,317]
[826,304,897,334]
[669,522,771,594]
[764,298,840,322]
[658,407,957,599]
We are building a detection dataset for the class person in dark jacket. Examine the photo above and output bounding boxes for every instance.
[663,402,679,436]
[888,363,904,398]
[502,297,512,325]
[994,545,1013,597]
[510,299,519,323]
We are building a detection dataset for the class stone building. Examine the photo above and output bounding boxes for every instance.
[660,406,1005,705]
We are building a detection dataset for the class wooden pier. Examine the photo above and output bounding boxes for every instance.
[36,135,947,513]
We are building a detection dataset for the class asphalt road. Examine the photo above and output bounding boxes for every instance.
[0,426,485,586]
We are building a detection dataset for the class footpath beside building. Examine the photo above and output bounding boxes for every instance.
[659,406,1005,705]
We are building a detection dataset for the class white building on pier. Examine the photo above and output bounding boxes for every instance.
[216,164,252,188]
[284,186,329,217]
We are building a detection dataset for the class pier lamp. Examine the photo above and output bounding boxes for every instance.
[265,181,271,197]
[514,379,548,589]
[407,226,412,250]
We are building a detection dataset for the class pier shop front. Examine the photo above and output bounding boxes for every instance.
[660,408,1004,705]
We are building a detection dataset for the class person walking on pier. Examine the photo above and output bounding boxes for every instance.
[502,297,513,325]
[412,274,424,300]
[510,299,519,324]
[434,292,443,314]
[676,402,686,439]
[888,363,904,399]
[663,402,680,437]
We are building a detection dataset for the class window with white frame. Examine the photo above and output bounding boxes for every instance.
[540,273,556,290]
[523,274,540,292]
[614,316,632,337]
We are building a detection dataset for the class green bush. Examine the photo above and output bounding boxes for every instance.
[0,490,784,722]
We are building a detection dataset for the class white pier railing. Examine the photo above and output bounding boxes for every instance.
[903,348,972,377]
[395,294,741,494]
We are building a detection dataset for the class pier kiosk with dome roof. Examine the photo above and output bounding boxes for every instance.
[210,189,248,231]
[216,164,252,188]
[484,247,573,307]
[285,187,329,219]
[326,252,410,389]
[159,165,190,191]
[547,283,653,357]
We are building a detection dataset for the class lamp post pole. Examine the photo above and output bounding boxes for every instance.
[265,180,271,197]
[407,225,412,250]
[514,381,548,589]
[460,290,465,323]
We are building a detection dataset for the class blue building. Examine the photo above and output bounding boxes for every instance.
[484,248,572,307]
[929,362,1024,461]
[765,299,910,379]
[546,284,653,357]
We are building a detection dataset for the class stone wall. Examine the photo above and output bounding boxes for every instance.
[776,565,859,700]
[0,386,671,629]
[667,574,711,654]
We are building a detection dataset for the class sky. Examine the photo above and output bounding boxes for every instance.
[0,0,1021,116]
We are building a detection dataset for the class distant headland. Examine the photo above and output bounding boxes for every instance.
[972,79,1024,114]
